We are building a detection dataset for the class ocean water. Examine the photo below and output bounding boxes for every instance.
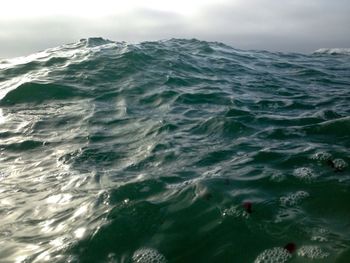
[0,38,349,263]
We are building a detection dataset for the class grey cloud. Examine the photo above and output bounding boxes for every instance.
[192,0,350,51]
[0,0,349,58]
[0,9,190,58]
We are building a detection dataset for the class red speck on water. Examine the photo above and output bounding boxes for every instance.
[284,243,296,253]
[243,202,252,214]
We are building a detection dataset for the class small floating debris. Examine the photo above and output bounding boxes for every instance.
[243,201,253,214]
[284,243,296,254]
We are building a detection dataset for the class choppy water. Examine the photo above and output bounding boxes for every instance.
[0,38,349,263]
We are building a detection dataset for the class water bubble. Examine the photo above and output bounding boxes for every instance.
[297,245,329,259]
[254,247,291,263]
[294,167,318,181]
[132,248,167,263]
[280,191,309,206]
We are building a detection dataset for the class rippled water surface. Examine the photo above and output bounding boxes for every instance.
[0,38,349,262]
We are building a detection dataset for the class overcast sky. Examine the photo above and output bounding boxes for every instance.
[1,0,349,58]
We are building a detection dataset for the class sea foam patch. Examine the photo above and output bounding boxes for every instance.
[293,167,318,181]
[132,248,167,263]
[254,247,291,263]
[222,205,250,219]
[332,159,348,171]
[280,191,309,206]
[312,151,332,161]
[297,245,329,259]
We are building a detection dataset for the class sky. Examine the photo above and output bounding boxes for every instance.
[0,0,349,58]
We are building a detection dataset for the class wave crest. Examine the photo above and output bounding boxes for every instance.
[0,82,83,105]
[313,48,350,55]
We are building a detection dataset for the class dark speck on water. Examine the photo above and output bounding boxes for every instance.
[284,243,297,254]
[243,201,253,214]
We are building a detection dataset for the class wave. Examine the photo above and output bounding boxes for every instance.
[0,37,350,262]
[313,48,350,55]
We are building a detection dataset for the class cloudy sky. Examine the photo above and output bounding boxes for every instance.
[1,0,349,58]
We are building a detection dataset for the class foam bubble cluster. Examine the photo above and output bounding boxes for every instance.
[222,205,249,219]
[297,245,329,259]
[270,172,286,182]
[311,228,329,242]
[254,247,291,263]
[311,235,328,242]
[332,158,348,170]
[280,191,309,206]
[132,248,167,263]
[312,152,332,161]
[293,167,318,181]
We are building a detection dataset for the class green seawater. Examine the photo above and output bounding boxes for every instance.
[0,38,349,262]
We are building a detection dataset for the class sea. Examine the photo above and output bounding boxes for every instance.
[0,38,349,263]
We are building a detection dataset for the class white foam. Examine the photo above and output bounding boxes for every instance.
[132,248,167,263]
[311,235,328,242]
[333,158,348,170]
[270,172,286,182]
[312,152,332,161]
[311,228,329,242]
[280,191,309,206]
[293,167,318,181]
[297,245,329,259]
[313,48,350,55]
[254,247,291,263]
[222,205,249,219]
